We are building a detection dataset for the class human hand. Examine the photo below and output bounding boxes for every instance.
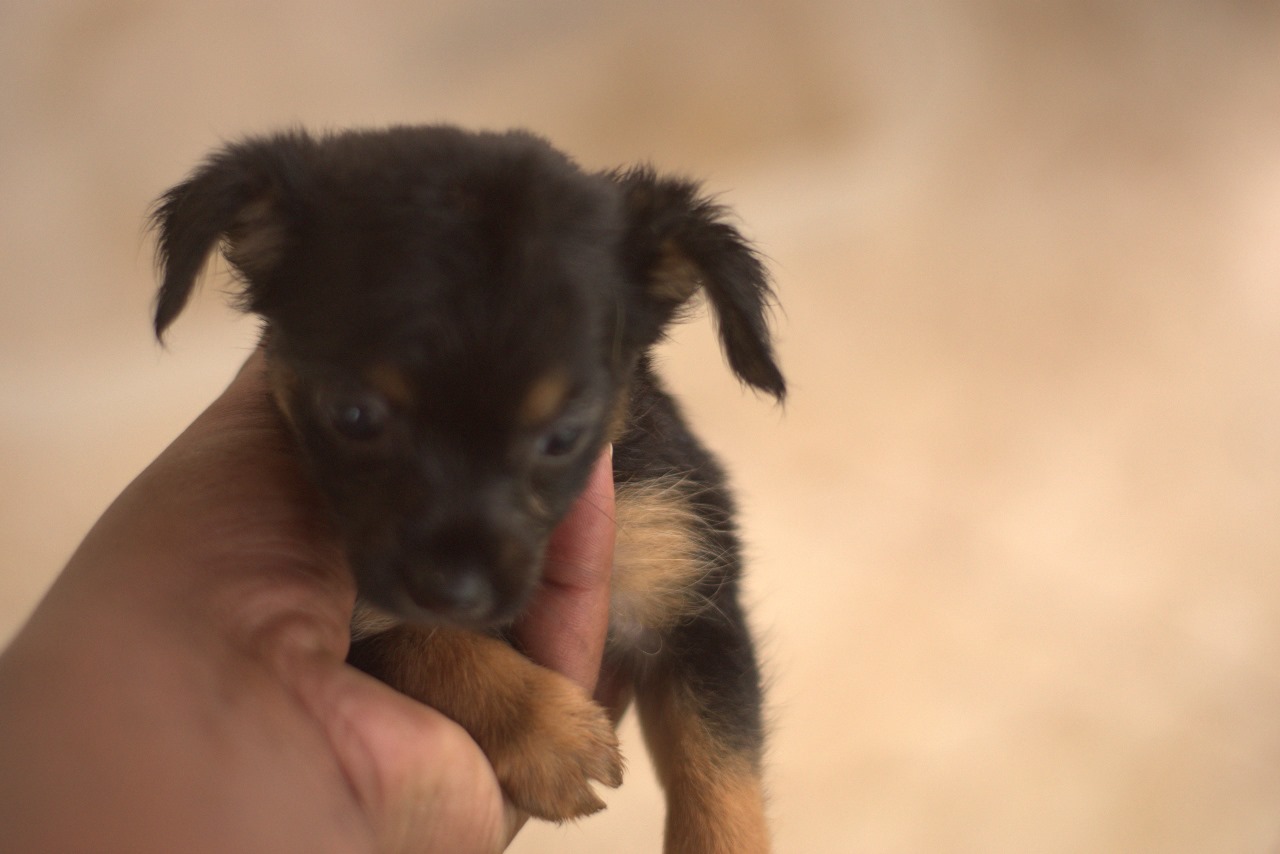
[0,350,616,854]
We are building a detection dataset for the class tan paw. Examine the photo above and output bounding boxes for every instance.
[347,625,623,820]
[487,670,624,821]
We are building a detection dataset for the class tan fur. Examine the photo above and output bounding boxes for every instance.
[353,624,622,820]
[638,674,770,854]
[606,382,632,444]
[649,238,703,304]
[611,478,714,646]
[519,368,571,426]
[349,600,400,641]
[365,361,416,408]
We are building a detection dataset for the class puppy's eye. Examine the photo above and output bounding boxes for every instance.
[537,422,587,458]
[326,395,388,441]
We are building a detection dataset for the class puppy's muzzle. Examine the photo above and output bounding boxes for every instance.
[371,518,540,625]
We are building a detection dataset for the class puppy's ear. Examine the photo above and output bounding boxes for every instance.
[614,167,785,400]
[149,137,299,339]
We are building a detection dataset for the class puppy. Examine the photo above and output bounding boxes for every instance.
[151,125,784,854]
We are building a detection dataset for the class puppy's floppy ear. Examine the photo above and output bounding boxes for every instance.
[149,136,301,340]
[613,167,785,400]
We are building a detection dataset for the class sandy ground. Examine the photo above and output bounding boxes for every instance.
[3,2,1280,851]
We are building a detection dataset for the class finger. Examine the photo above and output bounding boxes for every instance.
[511,448,615,694]
[185,347,272,428]
[295,657,509,854]
[68,347,354,665]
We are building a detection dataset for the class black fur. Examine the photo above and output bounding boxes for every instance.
[151,125,782,839]
[612,361,767,763]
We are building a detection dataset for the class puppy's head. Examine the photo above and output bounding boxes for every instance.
[151,126,783,627]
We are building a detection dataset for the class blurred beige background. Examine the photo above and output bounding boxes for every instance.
[3,2,1280,851]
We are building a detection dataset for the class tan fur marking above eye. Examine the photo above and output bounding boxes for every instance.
[519,368,571,426]
[365,362,416,408]
[638,677,770,854]
[610,478,711,643]
[649,238,703,304]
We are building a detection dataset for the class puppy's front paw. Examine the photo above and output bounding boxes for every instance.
[489,668,624,821]
[348,625,621,822]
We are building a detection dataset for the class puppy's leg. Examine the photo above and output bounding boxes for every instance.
[637,610,769,854]
[348,625,623,821]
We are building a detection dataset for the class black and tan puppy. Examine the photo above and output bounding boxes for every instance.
[151,125,783,854]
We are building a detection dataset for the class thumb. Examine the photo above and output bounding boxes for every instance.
[293,656,513,854]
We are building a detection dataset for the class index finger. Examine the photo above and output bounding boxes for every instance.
[510,448,615,694]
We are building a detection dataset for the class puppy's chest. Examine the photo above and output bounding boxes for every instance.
[606,477,714,652]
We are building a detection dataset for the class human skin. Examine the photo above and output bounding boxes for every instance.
[0,351,616,853]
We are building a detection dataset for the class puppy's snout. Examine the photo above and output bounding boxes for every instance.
[404,562,494,617]
[400,522,538,622]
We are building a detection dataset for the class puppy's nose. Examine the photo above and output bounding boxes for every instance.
[403,563,495,618]
[399,519,538,623]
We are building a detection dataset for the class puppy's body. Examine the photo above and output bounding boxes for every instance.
[152,126,783,854]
